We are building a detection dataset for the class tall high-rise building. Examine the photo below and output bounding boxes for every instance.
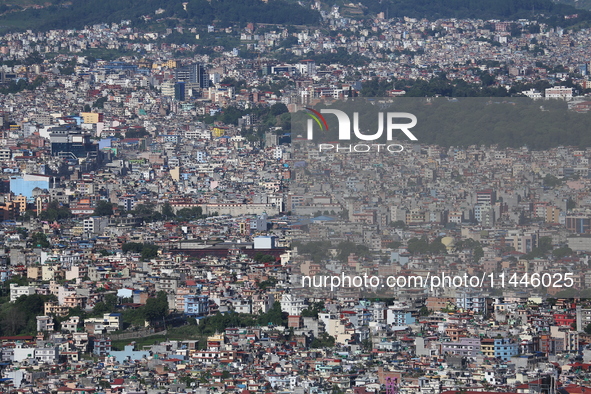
[175,63,209,88]
[174,82,186,101]
[49,126,98,161]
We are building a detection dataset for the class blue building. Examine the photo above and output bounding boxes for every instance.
[175,82,185,101]
[494,338,519,360]
[10,174,50,199]
[456,290,488,313]
[175,63,208,88]
[387,308,416,326]
[109,344,150,362]
[104,61,138,72]
[184,294,209,316]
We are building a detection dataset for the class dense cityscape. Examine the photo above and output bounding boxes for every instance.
[2,2,591,394]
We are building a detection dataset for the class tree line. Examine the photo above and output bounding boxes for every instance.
[0,0,321,32]
[357,0,591,27]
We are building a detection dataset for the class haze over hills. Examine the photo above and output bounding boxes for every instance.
[337,0,591,24]
[0,0,321,31]
[0,0,589,32]
[552,0,591,10]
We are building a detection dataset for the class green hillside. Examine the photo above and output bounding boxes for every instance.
[347,0,591,25]
[0,0,321,32]
[552,0,591,10]
[0,0,588,33]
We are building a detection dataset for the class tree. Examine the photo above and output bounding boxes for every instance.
[92,301,111,316]
[144,291,169,323]
[1,307,26,335]
[104,293,118,310]
[39,200,72,221]
[408,237,430,254]
[390,220,407,228]
[419,306,430,316]
[125,127,150,139]
[122,242,144,254]
[93,200,114,216]
[473,245,484,263]
[2,293,55,335]
[310,332,335,348]
[269,102,288,116]
[141,244,159,260]
[176,206,204,221]
[253,252,275,263]
[122,242,159,261]
[94,96,108,109]
[543,174,562,187]
[257,278,277,290]
[30,232,50,248]
[257,301,285,326]
[161,202,175,220]
[539,236,553,253]
[428,237,447,254]
[387,241,402,249]
[553,246,573,259]
[300,301,324,318]
[131,203,163,222]
[67,306,87,320]
[336,241,371,262]
[522,236,554,260]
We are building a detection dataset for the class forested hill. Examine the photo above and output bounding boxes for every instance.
[350,0,591,25]
[551,0,591,11]
[0,0,590,32]
[555,0,591,10]
[1,0,591,32]
[0,0,321,31]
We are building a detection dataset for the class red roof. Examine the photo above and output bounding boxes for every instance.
[561,386,591,394]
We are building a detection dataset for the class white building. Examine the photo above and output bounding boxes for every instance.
[10,283,36,302]
[273,146,283,160]
[521,89,543,100]
[254,235,276,249]
[84,313,122,334]
[545,86,573,100]
[83,216,109,235]
[280,293,307,316]
[36,316,55,332]
[474,204,495,227]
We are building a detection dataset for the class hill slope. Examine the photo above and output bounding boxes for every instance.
[0,0,321,31]
[352,0,590,23]
[0,0,588,33]
[552,0,591,10]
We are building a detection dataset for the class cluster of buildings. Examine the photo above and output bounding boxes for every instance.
[1,5,591,394]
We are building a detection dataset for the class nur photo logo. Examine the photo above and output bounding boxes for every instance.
[298,100,419,153]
